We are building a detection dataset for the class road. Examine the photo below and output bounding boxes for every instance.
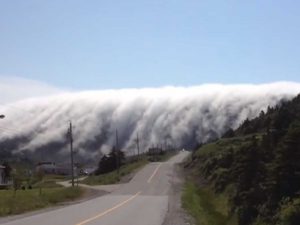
[1,151,190,225]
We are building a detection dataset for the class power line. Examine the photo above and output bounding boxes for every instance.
[116,129,120,175]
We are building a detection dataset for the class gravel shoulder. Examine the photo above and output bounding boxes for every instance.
[163,164,195,225]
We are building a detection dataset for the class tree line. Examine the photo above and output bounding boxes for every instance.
[189,94,300,225]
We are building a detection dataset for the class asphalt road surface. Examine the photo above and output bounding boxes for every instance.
[1,151,190,225]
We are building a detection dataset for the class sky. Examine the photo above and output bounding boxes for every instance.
[1,0,300,90]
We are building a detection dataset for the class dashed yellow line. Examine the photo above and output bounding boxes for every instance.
[75,191,141,225]
[147,163,162,183]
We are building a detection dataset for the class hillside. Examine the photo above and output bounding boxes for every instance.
[184,94,300,225]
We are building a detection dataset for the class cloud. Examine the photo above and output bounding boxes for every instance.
[0,81,300,162]
[0,76,66,104]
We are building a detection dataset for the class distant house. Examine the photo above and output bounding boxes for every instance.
[0,165,5,185]
[36,162,77,176]
[56,164,73,175]
[0,165,11,187]
[36,162,57,174]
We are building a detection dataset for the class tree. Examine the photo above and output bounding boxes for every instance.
[222,128,235,138]
[36,169,44,195]
[273,121,300,198]
[11,169,23,197]
[95,147,125,175]
[2,161,11,183]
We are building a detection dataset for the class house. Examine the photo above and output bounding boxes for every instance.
[0,165,5,185]
[36,162,77,176]
[36,162,57,174]
[0,165,11,187]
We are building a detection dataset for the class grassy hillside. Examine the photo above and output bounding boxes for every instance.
[184,94,300,225]
[82,157,149,185]
[0,187,83,217]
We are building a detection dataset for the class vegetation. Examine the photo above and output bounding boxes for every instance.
[83,148,177,186]
[95,147,125,175]
[0,163,82,217]
[1,162,12,183]
[82,157,148,185]
[148,150,177,162]
[182,181,237,225]
[0,187,83,217]
[184,94,300,225]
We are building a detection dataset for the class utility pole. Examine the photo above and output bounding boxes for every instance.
[136,132,140,158]
[68,121,75,187]
[115,129,120,174]
[164,139,167,151]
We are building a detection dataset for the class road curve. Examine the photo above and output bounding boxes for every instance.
[1,151,190,225]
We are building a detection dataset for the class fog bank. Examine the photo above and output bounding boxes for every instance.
[0,82,299,162]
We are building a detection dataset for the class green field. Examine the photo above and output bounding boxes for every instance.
[0,187,83,217]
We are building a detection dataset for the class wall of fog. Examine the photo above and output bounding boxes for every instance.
[0,82,300,162]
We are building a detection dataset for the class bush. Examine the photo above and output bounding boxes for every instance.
[277,198,300,225]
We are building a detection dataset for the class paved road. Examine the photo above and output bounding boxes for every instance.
[1,151,190,225]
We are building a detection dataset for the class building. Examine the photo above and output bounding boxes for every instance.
[0,165,5,185]
[36,162,57,174]
[0,165,11,187]
[36,162,77,176]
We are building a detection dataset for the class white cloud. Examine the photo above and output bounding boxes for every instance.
[0,80,300,162]
[0,75,66,104]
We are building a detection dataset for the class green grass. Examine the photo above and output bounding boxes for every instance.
[82,151,178,186]
[43,174,68,181]
[0,187,84,217]
[33,180,63,188]
[194,134,264,158]
[82,158,149,185]
[182,181,237,225]
[195,143,219,156]
[28,174,68,189]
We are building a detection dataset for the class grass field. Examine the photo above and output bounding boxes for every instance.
[0,187,83,217]
[182,181,237,225]
[81,158,149,185]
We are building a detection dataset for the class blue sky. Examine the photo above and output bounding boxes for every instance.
[0,0,300,90]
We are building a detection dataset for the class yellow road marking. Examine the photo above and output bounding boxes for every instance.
[147,163,162,183]
[75,191,141,225]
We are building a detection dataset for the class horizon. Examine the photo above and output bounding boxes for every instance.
[1,76,300,104]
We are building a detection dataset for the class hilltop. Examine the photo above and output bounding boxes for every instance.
[184,94,300,225]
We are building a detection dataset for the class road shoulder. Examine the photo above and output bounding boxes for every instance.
[162,164,195,225]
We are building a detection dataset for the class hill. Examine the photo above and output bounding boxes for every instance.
[184,94,300,225]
